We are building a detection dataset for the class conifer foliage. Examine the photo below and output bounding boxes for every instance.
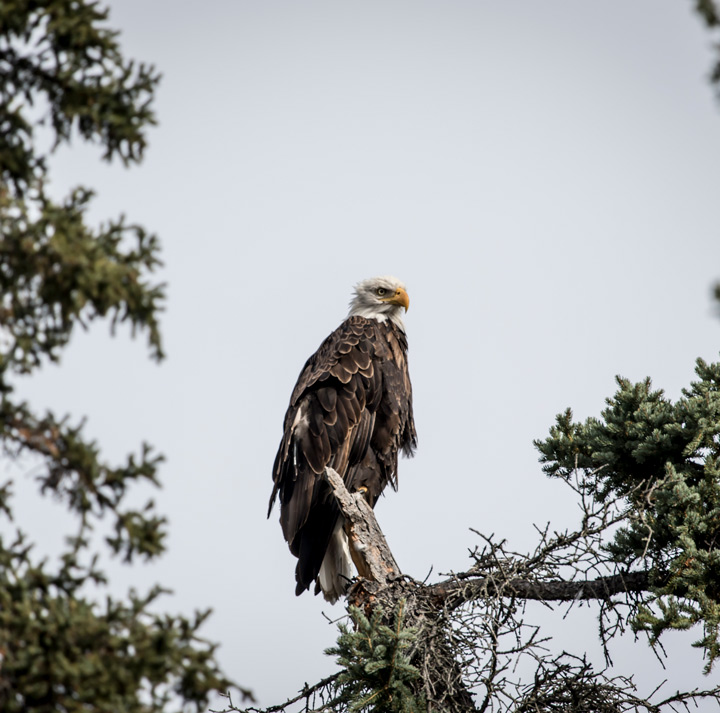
[0,2,249,710]
[536,359,720,671]
[326,604,425,713]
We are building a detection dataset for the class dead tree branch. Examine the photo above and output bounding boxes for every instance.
[324,467,401,585]
[430,569,651,610]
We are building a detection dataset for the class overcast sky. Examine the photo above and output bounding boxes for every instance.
[7,1,720,708]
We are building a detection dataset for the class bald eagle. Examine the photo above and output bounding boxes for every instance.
[269,276,417,602]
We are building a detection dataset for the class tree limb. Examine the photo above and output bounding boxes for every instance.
[324,466,401,586]
[430,570,651,611]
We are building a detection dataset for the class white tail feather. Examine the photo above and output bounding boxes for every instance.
[318,520,354,603]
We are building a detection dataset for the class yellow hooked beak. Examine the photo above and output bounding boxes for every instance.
[382,287,410,312]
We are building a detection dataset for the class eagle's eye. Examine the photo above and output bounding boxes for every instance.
[376,287,387,296]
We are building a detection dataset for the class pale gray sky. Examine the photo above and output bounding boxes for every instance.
[7,1,720,708]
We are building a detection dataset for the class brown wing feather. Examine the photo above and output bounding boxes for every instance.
[270,315,415,596]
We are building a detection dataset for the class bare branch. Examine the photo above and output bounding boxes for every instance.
[212,675,341,713]
[430,569,651,610]
[324,467,401,585]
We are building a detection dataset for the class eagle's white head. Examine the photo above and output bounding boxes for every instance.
[348,276,410,329]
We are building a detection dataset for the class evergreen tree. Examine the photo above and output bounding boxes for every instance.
[0,2,251,710]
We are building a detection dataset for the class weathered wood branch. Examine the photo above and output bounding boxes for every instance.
[430,570,651,611]
[324,468,479,711]
[324,467,401,586]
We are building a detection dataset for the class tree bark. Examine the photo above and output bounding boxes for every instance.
[324,467,401,585]
[430,570,651,611]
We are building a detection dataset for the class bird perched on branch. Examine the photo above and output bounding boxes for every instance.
[269,276,417,602]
